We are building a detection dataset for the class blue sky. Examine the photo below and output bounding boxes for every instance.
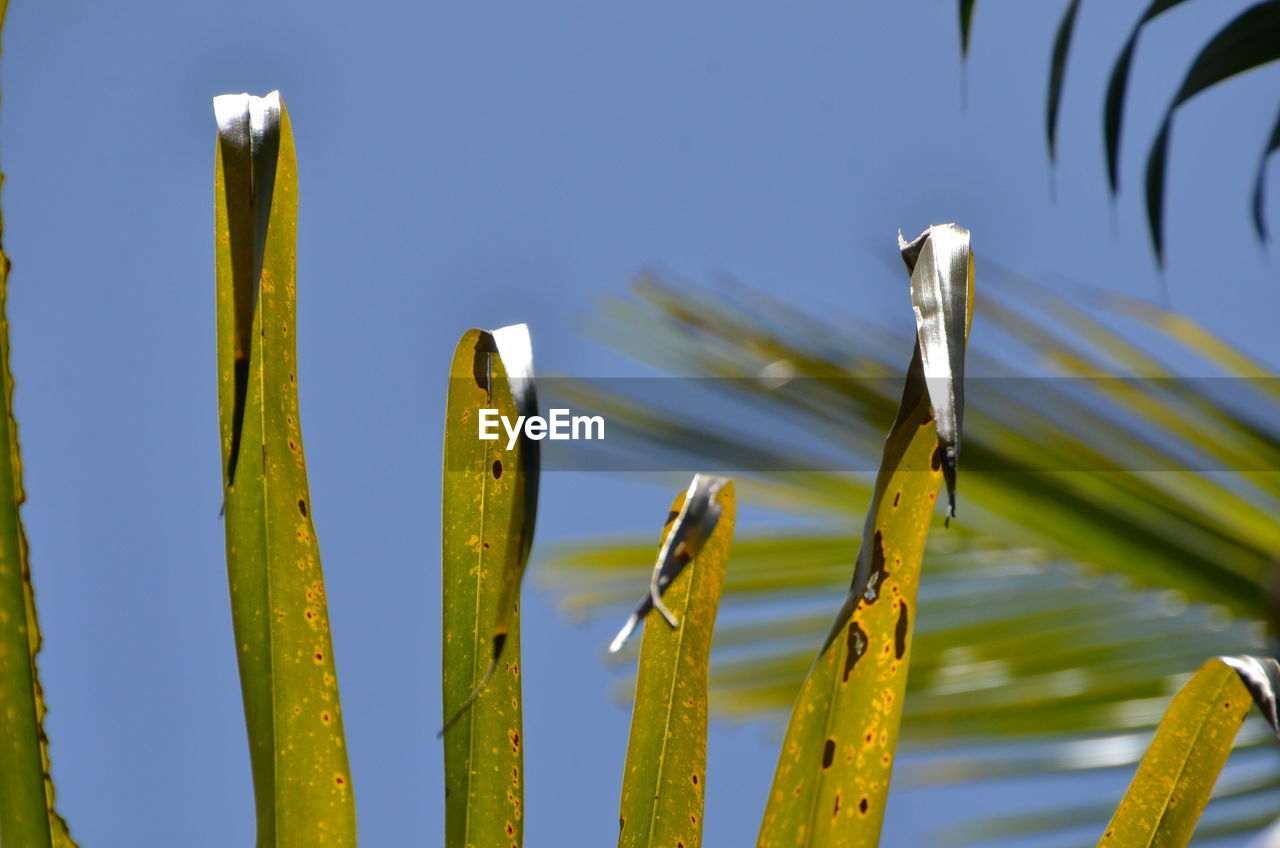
[2,1,1277,846]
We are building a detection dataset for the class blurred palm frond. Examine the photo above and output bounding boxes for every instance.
[542,267,1280,844]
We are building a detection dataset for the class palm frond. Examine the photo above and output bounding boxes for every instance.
[542,267,1280,842]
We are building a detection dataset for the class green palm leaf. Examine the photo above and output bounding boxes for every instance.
[0,10,78,837]
[617,478,734,848]
[1046,0,1082,163]
[440,325,539,848]
[214,92,357,847]
[958,0,977,57]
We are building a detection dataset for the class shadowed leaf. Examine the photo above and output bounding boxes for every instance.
[1046,0,1082,162]
[1102,0,1191,193]
[1251,102,1280,239]
[214,91,356,847]
[1144,2,1280,263]
[959,0,977,56]
[617,478,734,848]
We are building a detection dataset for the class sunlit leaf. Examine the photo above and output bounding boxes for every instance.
[441,324,539,848]
[756,225,971,847]
[214,91,356,847]
[940,748,1278,846]
[610,475,731,654]
[617,478,734,848]
[0,7,77,841]
[1096,656,1280,847]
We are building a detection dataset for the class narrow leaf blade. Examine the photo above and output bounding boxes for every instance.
[1251,101,1280,239]
[1097,655,1280,847]
[215,92,357,847]
[617,478,734,848]
[441,325,538,848]
[757,225,972,848]
[0,129,79,848]
[1103,0,1191,193]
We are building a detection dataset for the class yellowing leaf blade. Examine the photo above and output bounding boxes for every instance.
[1098,656,1280,847]
[441,326,538,848]
[0,0,78,836]
[214,92,356,847]
[757,226,972,848]
[618,479,734,848]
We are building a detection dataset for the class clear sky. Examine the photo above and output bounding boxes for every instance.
[2,1,1277,846]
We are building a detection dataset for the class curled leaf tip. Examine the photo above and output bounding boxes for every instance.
[214,91,284,494]
[901,223,971,517]
[608,473,730,652]
[1220,655,1280,740]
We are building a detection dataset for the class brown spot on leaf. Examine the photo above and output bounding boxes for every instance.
[691,773,699,786]
[843,622,867,682]
[895,601,910,659]
[822,738,835,769]
[473,335,498,390]
[509,729,520,753]
[492,459,503,479]
[297,498,307,516]
[859,797,869,815]
[863,532,889,603]
[892,491,900,508]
